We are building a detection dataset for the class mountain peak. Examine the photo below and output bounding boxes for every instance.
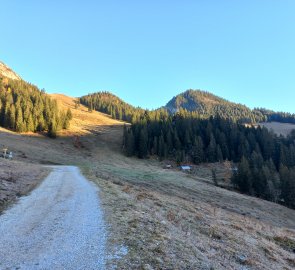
[0,61,22,80]
[165,89,224,113]
[164,89,257,122]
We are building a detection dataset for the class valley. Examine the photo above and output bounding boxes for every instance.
[1,2,295,269]
[0,94,294,269]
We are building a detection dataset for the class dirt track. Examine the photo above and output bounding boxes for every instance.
[0,166,107,270]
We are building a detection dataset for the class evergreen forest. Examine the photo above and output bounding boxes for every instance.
[0,77,72,137]
[80,91,147,123]
[122,111,295,209]
[81,90,295,124]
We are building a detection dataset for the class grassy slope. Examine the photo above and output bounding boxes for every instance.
[0,94,294,269]
[259,122,295,137]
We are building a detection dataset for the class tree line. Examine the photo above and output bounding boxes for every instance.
[81,90,295,125]
[166,90,266,123]
[0,77,72,137]
[123,111,295,209]
[254,108,295,124]
[80,91,148,123]
[167,90,295,124]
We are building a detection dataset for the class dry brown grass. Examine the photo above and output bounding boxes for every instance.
[1,94,295,269]
[50,93,124,136]
[259,122,295,137]
[0,159,49,212]
[77,120,295,269]
[85,150,295,269]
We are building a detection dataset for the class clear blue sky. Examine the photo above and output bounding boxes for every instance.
[1,1,294,112]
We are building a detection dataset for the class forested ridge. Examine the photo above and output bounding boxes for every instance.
[80,91,170,123]
[253,108,295,124]
[165,90,265,123]
[0,76,72,137]
[80,90,295,125]
[167,90,295,124]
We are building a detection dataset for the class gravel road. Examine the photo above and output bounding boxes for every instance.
[0,166,107,270]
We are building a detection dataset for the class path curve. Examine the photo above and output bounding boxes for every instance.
[0,166,107,270]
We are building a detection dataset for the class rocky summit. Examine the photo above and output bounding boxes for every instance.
[0,61,21,80]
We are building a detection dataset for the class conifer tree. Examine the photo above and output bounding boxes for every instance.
[27,115,35,132]
[192,136,204,164]
[233,156,252,193]
[138,127,148,158]
[207,134,217,162]
[15,106,24,132]
[158,134,165,159]
[216,144,223,162]
[48,119,57,138]
[9,104,16,129]
[125,129,135,156]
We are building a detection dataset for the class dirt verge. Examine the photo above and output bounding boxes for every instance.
[0,159,50,213]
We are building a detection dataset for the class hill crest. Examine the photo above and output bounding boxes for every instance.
[164,89,260,121]
[165,89,230,113]
[0,61,21,80]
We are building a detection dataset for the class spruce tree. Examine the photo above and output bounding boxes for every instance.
[48,120,57,138]
[216,144,223,162]
[125,129,135,156]
[9,104,16,129]
[15,106,24,132]
[234,156,252,194]
[192,136,204,164]
[138,127,148,158]
[206,134,217,162]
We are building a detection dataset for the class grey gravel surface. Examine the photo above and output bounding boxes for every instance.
[0,166,107,270]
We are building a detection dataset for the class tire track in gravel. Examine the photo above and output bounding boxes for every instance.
[0,166,107,270]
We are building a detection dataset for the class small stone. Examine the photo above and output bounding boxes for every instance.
[143,264,154,270]
[237,254,247,264]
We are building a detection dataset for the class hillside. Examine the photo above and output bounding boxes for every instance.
[0,61,21,80]
[81,90,295,126]
[0,93,294,269]
[165,89,264,122]
[80,91,147,123]
[0,64,71,136]
[50,93,124,136]
[259,122,295,137]
[80,90,261,123]
[0,80,65,135]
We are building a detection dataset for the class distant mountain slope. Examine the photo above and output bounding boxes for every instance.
[254,108,295,124]
[0,61,71,136]
[81,89,295,125]
[165,90,264,123]
[0,61,21,80]
[80,92,146,122]
[50,93,123,136]
[259,122,295,137]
